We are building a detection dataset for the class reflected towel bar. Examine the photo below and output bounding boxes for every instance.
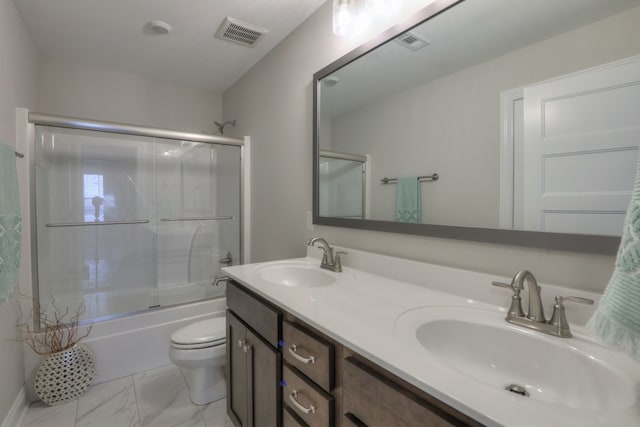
[380,174,439,184]
[46,220,150,227]
[160,216,235,222]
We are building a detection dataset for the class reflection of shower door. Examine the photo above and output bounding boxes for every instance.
[319,151,368,219]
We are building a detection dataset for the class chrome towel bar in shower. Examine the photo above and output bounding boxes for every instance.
[160,216,235,222]
[46,219,150,227]
[380,173,439,184]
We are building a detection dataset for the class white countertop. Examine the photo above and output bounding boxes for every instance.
[223,247,640,427]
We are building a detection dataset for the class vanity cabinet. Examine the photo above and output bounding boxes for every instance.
[226,280,482,427]
[342,356,482,427]
[281,319,338,427]
[283,320,335,392]
[280,318,482,427]
[227,281,282,427]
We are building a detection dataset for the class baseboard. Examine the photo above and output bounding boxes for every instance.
[1,387,27,427]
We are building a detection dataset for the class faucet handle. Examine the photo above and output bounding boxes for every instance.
[491,281,525,318]
[556,295,594,306]
[548,295,594,338]
[334,251,347,272]
[491,280,515,289]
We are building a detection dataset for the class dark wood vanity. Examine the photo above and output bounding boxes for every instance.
[226,280,484,427]
[226,281,282,427]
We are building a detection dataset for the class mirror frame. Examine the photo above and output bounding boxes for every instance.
[312,0,621,255]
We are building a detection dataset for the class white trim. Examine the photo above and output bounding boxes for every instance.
[243,136,251,264]
[1,387,27,427]
[499,88,524,229]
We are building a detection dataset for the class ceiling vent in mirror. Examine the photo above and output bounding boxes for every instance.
[215,17,269,48]
[394,31,430,51]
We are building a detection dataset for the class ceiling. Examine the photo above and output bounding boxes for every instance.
[15,0,327,92]
[320,0,640,117]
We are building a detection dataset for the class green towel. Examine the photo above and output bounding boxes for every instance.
[395,176,421,223]
[588,158,640,361]
[0,142,21,304]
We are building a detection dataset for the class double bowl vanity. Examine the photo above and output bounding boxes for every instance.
[222,246,640,427]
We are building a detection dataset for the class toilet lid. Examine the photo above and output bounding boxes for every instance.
[170,317,226,346]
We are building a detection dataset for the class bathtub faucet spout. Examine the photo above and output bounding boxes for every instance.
[212,275,230,286]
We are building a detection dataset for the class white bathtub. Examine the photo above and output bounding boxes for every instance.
[24,297,226,402]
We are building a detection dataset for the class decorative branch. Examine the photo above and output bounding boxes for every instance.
[17,302,92,355]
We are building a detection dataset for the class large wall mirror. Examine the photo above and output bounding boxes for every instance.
[313,0,640,254]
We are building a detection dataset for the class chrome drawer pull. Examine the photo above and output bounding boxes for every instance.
[289,390,315,414]
[289,344,316,364]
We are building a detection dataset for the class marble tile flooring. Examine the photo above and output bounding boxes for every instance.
[21,365,234,427]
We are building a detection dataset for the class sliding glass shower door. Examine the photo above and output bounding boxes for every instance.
[34,126,241,322]
[319,151,366,219]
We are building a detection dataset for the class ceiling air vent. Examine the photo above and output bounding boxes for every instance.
[394,31,430,51]
[215,17,269,48]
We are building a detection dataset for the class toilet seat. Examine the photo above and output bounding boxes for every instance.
[170,317,226,350]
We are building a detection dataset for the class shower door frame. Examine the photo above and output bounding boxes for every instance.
[26,112,248,328]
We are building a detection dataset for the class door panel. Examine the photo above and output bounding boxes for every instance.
[247,328,281,427]
[523,55,640,235]
[227,311,248,427]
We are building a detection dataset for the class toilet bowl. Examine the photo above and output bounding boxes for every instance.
[169,317,226,405]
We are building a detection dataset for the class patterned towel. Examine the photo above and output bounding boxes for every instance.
[395,177,421,223]
[588,157,640,362]
[0,142,21,304]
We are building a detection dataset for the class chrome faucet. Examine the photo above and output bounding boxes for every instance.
[515,270,545,322]
[492,270,593,338]
[307,237,346,272]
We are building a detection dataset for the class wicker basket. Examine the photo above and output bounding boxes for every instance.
[33,343,96,406]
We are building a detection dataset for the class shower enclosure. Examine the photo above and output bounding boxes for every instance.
[31,115,244,324]
[319,150,367,219]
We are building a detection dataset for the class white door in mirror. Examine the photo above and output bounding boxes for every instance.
[522,55,640,235]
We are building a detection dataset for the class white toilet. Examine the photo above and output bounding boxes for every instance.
[169,317,227,405]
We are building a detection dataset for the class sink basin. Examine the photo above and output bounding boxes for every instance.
[395,306,639,412]
[256,262,337,287]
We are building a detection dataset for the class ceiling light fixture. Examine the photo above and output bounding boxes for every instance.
[145,20,173,35]
[333,0,355,37]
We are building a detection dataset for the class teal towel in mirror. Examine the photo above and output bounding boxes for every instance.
[396,177,420,223]
[588,158,640,362]
[0,142,21,304]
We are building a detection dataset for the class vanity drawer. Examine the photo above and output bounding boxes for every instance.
[226,281,281,348]
[283,321,335,392]
[284,406,308,427]
[284,364,334,427]
[343,357,480,427]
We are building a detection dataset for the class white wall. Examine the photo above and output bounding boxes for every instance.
[37,59,223,134]
[0,0,38,419]
[223,0,618,292]
[332,6,640,226]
